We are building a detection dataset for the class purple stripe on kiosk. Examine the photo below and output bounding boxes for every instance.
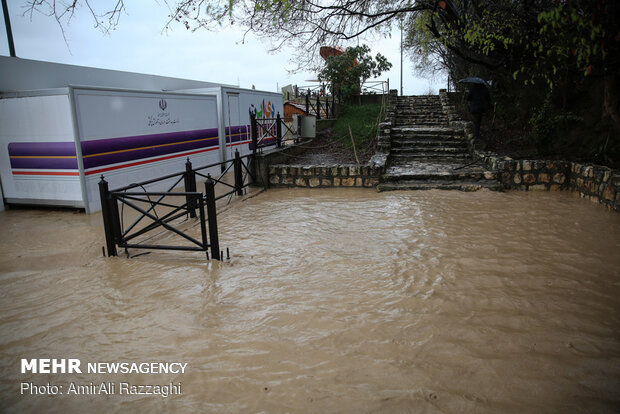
[80,128,220,156]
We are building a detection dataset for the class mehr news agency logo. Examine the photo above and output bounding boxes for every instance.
[19,358,186,398]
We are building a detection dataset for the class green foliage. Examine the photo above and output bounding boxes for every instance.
[406,0,617,92]
[318,45,392,102]
[523,1,611,87]
[461,9,515,56]
[529,96,556,155]
[529,94,583,156]
[332,104,382,151]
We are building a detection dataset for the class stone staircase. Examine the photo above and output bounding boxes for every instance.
[377,94,502,191]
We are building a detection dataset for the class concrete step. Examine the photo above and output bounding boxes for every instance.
[391,147,469,155]
[388,155,471,167]
[395,121,450,127]
[395,110,444,115]
[396,107,443,112]
[392,134,467,143]
[391,139,468,147]
[395,113,447,117]
[394,116,448,125]
[391,152,470,157]
[376,180,504,192]
[396,109,446,118]
[396,104,443,113]
[395,106,442,111]
[395,110,445,114]
[382,171,486,182]
[392,126,458,134]
[382,164,493,182]
[396,97,441,102]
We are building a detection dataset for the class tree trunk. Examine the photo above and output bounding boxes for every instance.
[602,73,620,128]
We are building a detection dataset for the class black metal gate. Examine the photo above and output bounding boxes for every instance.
[250,112,299,153]
[98,151,254,261]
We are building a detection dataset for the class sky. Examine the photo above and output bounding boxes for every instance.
[0,1,447,95]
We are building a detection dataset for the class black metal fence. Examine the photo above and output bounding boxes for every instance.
[250,112,299,152]
[360,80,389,95]
[98,151,254,261]
[304,92,336,119]
[284,80,390,118]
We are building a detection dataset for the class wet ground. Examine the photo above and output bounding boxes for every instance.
[282,132,372,165]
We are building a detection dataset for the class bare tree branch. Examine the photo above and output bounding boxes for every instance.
[23,0,440,72]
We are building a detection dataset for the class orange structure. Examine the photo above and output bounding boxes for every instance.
[320,45,345,60]
[284,101,314,118]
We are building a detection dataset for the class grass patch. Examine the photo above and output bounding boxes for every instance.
[332,103,382,154]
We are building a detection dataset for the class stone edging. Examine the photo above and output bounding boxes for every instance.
[256,141,388,189]
[268,164,382,188]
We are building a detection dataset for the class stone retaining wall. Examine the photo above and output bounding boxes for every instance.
[253,141,312,187]
[268,164,382,188]
[569,163,619,210]
[479,155,570,191]
[479,155,618,210]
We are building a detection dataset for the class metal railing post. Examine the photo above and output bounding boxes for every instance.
[250,112,258,156]
[98,176,118,257]
[316,96,321,120]
[184,158,197,218]
[204,178,220,261]
[250,112,258,181]
[197,195,209,260]
[276,112,282,148]
[305,92,310,116]
[109,192,122,247]
[234,149,243,195]
[325,99,330,119]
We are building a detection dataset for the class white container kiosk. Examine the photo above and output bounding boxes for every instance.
[1,87,220,213]
[0,58,283,213]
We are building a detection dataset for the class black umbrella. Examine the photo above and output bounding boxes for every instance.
[458,77,491,88]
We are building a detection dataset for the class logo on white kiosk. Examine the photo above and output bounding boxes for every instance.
[148,98,178,127]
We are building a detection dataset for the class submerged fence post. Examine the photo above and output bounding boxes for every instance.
[98,176,117,257]
[204,178,221,261]
[250,112,257,157]
[250,112,258,180]
[276,112,282,148]
[197,195,209,260]
[184,158,197,218]
[110,193,122,247]
[234,149,243,196]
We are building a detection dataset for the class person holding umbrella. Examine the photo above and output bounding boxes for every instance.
[459,77,492,144]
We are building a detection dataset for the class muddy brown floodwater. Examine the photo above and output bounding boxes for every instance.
[0,188,619,413]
